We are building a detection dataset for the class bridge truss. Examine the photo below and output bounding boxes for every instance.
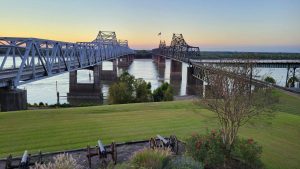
[152,33,201,63]
[0,31,135,88]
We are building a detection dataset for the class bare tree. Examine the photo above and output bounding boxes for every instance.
[201,63,277,152]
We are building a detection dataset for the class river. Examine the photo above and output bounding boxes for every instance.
[0,57,299,104]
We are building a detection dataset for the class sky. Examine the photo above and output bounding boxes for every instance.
[0,0,300,52]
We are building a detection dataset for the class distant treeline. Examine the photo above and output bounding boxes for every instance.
[1,48,300,60]
[134,50,300,59]
[134,50,152,59]
[197,51,300,60]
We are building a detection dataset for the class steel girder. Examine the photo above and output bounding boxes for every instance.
[0,32,134,88]
[152,33,201,63]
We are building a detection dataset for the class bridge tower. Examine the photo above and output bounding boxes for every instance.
[67,65,103,105]
[0,88,27,111]
[118,40,134,67]
[286,65,298,88]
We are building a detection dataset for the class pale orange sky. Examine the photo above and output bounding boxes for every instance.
[1,0,299,52]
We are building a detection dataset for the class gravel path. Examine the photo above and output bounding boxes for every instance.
[0,141,185,169]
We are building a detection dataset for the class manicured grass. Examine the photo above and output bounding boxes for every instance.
[0,91,299,169]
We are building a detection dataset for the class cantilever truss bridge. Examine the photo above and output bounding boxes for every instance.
[152,33,300,89]
[0,31,135,88]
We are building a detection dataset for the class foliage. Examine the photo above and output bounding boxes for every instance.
[165,156,203,169]
[108,72,152,104]
[1,91,300,169]
[108,82,134,104]
[202,64,277,152]
[186,130,225,168]
[134,78,152,103]
[130,148,172,169]
[264,76,276,84]
[109,72,171,104]
[186,130,263,169]
[231,137,263,169]
[31,153,83,169]
[287,76,299,87]
[153,82,174,102]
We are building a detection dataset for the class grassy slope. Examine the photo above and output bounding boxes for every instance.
[0,91,299,169]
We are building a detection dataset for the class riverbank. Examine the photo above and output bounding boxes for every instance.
[0,91,299,169]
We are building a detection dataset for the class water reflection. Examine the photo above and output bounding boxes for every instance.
[12,58,299,104]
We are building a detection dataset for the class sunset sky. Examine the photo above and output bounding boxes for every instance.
[1,0,299,52]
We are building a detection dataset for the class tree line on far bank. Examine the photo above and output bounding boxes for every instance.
[108,72,173,104]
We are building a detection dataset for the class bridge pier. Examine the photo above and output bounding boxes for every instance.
[169,60,182,95]
[118,55,134,67]
[152,55,166,68]
[67,65,103,105]
[186,66,204,96]
[170,60,182,81]
[101,60,118,81]
[286,66,298,88]
[0,88,27,112]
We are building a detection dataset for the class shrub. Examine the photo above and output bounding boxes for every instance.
[134,79,152,102]
[166,156,203,169]
[153,82,174,102]
[31,153,83,169]
[186,130,225,168]
[264,76,276,84]
[130,148,171,169]
[231,137,263,169]
[186,130,263,169]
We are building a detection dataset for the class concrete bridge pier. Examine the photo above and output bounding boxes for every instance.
[67,64,103,105]
[170,60,182,81]
[0,88,27,111]
[118,55,134,67]
[152,55,158,63]
[100,60,118,81]
[169,60,182,95]
[286,66,298,88]
[186,66,204,96]
[157,56,166,68]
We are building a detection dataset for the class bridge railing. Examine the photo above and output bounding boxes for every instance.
[152,46,200,63]
[0,37,134,87]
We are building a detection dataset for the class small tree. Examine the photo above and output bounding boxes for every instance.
[264,76,276,84]
[108,72,152,104]
[134,79,152,102]
[287,76,299,87]
[202,64,277,154]
[108,82,133,104]
[153,82,174,102]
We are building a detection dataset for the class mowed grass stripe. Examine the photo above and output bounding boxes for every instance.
[0,92,299,169]
[0,110,211,139]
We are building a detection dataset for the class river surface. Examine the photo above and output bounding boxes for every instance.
[1,57,299,104]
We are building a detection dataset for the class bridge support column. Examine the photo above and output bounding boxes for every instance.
[286,66,298,88]
[186,66,203,96]
[157,56,165,68]
[169,60,182,95]
[67,65,103,105]
[0,88,27,111]
[118,55,133,67]
[100,60,118,81]
[170,60,182,81]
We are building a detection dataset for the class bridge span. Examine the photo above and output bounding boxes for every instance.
[152,33,300,96]
[0,31,135,111]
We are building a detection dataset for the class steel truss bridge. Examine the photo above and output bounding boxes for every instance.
[0,31,135,88]
[152,33,300,89]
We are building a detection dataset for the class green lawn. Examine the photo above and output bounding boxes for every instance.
[0,91,299,169]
